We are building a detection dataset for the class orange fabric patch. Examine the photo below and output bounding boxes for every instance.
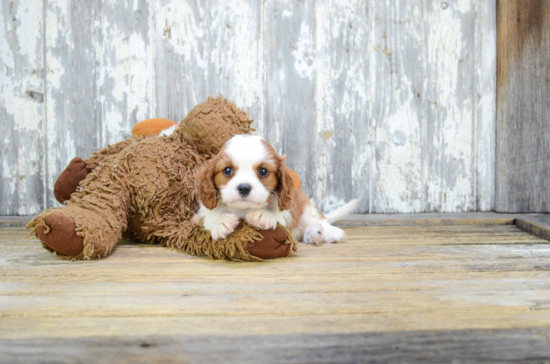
[132,118,178,138]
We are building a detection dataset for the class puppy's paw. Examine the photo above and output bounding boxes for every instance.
[302,223,345,244]
[191,214,203,226]
[323,224,345,244]
[210,214,240,240]
[303,224,324,244]
[245,210,278,230]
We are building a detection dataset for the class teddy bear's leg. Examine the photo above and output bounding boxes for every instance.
[29,155,132,259]
[28,203,126,259]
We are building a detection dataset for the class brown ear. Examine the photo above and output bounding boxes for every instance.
[277,160,295,210]
[197,158,218,210]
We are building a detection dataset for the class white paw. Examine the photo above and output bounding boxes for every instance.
[323,224,345,244]
[303,224,324,244]
[302,223,345,244]
[191,214,203,226]
[210,214,240,240]
[245,210,278,230]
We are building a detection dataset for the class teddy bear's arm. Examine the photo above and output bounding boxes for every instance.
[148,219,295,261]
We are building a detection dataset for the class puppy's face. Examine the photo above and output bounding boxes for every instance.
[197,135,294,211]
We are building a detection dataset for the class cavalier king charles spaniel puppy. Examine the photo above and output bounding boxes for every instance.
[192,135,359,243]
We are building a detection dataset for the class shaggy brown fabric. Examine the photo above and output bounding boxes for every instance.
[54,158,92,204]
[27,96,296,261]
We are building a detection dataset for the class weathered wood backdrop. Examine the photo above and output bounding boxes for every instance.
[496,0,550,212]
[1,0,497,216]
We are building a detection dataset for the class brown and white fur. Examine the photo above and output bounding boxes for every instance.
[192,135,359,243]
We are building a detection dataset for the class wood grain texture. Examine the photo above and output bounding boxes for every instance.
[311,0,370,213]
[0,212,536,228]
[3,328,550,364]
[264,0,318,205]
[154,0,264,124]
[370,0,425,213]
[496,0,550,212]
[1,1,498,215]
[424,0,476,212]
[265,0,497,214]
[99,0,155,147]
[336,212,518,227]
[44,0,101,210]
[0,0,45,215]
[475,0,497,212]
[516,214,550,241]
[2,224,550,362]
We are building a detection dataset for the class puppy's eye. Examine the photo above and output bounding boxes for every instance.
[223,167,233,176]
[258,167,268,177]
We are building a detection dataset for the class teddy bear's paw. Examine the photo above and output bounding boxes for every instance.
[209,213,240,241]
[36,214,84,256]
[54,157,91,204]
[246,225,291,259]
[245,210,278,230]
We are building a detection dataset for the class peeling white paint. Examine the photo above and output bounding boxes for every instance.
[0,10,14,70]
[282,10,292,18]
[4,94,42,131]
[454,0,472,14]
[1,0,44,215]
[293,23,315,80]
[159,2,203,63]
[375,98,423,212]
[15,1,41,59]
[0,0,497,215]
[424,1,476,212]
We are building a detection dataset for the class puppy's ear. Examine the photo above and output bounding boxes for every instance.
[277,159,295,210]
[197,158,218,210]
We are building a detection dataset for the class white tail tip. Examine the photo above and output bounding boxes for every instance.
[325,199,360,224]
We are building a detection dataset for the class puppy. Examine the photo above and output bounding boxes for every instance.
[192,135,359,243]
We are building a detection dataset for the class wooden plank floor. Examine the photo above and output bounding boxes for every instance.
[2,223,550,362]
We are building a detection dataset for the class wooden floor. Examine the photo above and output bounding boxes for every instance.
[2,218,550,363]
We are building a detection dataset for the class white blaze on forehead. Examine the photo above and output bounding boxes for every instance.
[221,135,272,209]
[225,135,268,166]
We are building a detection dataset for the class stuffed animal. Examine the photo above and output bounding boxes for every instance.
[27,96,297,261]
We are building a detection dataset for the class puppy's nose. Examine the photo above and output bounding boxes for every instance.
[238,184,252,197]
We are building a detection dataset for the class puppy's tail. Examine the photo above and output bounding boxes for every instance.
[325,199,360,224]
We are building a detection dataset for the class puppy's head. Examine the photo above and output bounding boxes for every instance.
[197,135,294,210]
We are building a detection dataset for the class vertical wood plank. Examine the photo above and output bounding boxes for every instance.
[99,0,155,146]
[154,0,264,124]
[423,0,476,212]
[264,0,320,207]
[474,0,496,212]
[0,0,45,215]
[496,0,550,212]
[370,1,425,213]
[311,0,370,213]
[44,0,101,208]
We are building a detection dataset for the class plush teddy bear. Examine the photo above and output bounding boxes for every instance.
[27,96,296,261]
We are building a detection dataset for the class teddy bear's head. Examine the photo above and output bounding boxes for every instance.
[177,96,253,156]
